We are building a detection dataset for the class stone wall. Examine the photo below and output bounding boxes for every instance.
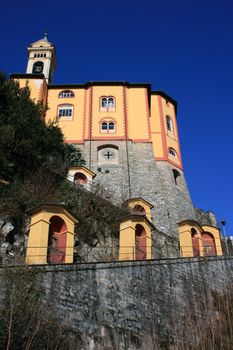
[2,256,233,349]
[79,141,196,245]
[156,161,197,231]
[194,208,218,226]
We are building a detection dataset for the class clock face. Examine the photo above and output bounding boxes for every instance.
[32,61,44,74]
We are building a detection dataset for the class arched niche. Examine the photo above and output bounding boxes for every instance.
[127,197,153,221]
[134,205,146,216]
[178,220,222,258]
[135,224,147,260]
[26,203,78,265]
[191,228,200,257]
[178,220,203,257]
[119,214,154,261]
[202,225,222,256]
[47,215,67,264]
[74,172,88,185]
[67,166,96,190]
[202,232,216,256]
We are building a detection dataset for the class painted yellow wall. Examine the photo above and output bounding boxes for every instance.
[119,220,135,260]
[150,94,182,168]
[14,78,47,103]
[26,205,77,265]
[119,216,152,260]
[202,225,223,256]
[127,198,152,221]
[150,95,164,159]
[179,222,203,257]
[89,86,125,139]
[45,88,86,142]
[179,222,223,258]
[14,75,184,172]
[126,88,150,141]
[45,85,151,143]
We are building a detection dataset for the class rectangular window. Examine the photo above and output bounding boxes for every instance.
[58,105,73,119]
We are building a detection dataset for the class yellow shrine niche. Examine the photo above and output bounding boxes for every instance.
[127,197,153,222]
[67,165,96,190]
[119,214,154,261]
[26,203,78,265]
[178,220,222,258]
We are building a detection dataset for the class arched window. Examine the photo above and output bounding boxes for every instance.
[101,97,108,108]
[100,97,115,111]
[100,121,116,133]
[47,216,67,264]
[32,61,44,74]
[166,115,173,132]
[101,122,108,130]
[59,90,75,98]
[191,228,200,257]
[133,205,146,216]
[135,224,147,260]
[173,169,181,186]
[108,97,114,107]
[202,232,216,256]
[108,122,115,130]
[58,104,74,118]
[74,172,88,185]
[168,148,177,158]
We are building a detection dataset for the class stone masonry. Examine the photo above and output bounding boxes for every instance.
[78,140,197,256]
[1,256,233,349]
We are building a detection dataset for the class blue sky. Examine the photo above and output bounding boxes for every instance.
[1,0,233,235]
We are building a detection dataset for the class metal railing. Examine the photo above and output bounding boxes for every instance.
[0,241,229,266]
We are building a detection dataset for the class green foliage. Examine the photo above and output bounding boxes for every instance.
[54,181,128,246]
[0,73,84,182]
[0,71,125,259]
[64,143,85,168]
[0,72,85,232]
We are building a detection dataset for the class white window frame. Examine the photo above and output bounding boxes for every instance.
[100,121,116,133]
[168,148,177,158]
[166,115,173,133]
[100,97,115,111]
[58,105,74,119]
[59,90,75,98]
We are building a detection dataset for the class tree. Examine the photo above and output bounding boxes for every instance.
[0,72,84,182]
[64,143,85,168]
[0,72,85,231]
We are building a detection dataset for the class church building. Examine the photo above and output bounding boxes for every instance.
[11,35,223,262]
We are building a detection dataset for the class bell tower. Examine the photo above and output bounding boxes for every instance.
[26,33,57,83]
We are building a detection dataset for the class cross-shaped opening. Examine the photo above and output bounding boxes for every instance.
[103,151,114,159]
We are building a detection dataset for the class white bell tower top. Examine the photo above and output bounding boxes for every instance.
[26,33,57,83]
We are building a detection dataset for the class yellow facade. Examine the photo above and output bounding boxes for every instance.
[11,36,183,170]
[202,225,223,256]
[178,220,222,258]
[26,204,78,265]
[127,197,153,221]
[119,215,153,261]
[150,93,182,168]
[12,36,223,264]
[12,68,182,171]
[11,76,47,104]
[43,85,152,144]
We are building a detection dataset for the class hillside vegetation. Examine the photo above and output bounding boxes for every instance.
[0,73,127,263]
